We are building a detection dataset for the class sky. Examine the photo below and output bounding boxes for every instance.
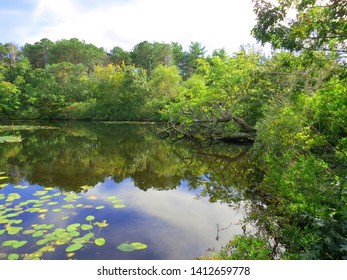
[0,0,260,53]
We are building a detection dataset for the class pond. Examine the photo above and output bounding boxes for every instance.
[0,122,252,260]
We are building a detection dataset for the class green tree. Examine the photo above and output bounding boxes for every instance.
[252,0,347,53]
[49,38,105,70]
[22,38,54,69]
[109,46,131,65]
[182,41,206,79]
[0,81,20,117]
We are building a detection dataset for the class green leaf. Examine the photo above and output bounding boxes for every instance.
[66,243,83,253]
[85,215,95,221]
[23,229,36,235]
[131,242,148,250]
[61,204,74,209]
[81,224,93,231]
[36,239,50,246]
[7,226,23,235]
[12,240,28,249]
[117,243,135,252]
[2,240,18,247]
[32,230,44,238]
[66,223,81,232]
[8,253,20,260]
[95,238,105,246]
[113,204,126,209]
[95,206,105,210]
[34,224,54,230]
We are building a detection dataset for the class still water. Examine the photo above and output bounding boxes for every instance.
[0,122,250,260]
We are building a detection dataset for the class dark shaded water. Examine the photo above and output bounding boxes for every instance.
[0,122,252,260]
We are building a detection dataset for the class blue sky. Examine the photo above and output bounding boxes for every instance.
[0,0,259,53]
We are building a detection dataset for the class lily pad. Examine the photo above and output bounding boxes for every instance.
[117,243,135,252]
[66,243,83,253]
[95,238,105,246]
[7,226,23,235]
[66,223,81,232]
[32,230,44,238]
[8,253,20,260]
[117,242,148,252]
[81,224,93,231]
[130,242,148,250]
[85,215,95,221]
[12,240,28,249]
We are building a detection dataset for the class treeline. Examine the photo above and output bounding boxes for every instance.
[0,38,212,120]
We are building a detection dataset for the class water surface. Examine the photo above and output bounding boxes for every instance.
[0,122,250,260]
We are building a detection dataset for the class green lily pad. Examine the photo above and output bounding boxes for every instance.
[14,185,29,189]
[7,226,23,235]
[36,239,50,246]
[61,204,74,209]
[130,242,148,250]
[47,202,58,206]
[95,238,105,246]
[12,240,28,249]
[0,229,5,235]
[113,204,126,209]
[107,196,117,200]
[23,229,36,235]
[66,243,83,253]
[81,224,93,231]
[8,253,20,260]
[33,190,48,196]
[85,215,95,221]
[32,230,44,238]
[95,206,105,210]
[34,224,54,230]
[66,223,81,232]
[69,231,80,238]
[117,242,148,252]
[8,219,23,224]
[2,240,18,247]
[117,243,135,252]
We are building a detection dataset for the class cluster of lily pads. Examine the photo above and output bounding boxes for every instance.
[0,175,147,260]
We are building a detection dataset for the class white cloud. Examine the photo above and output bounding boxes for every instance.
[23,0,257,53]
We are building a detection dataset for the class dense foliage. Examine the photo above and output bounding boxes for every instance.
[0,0,346,259]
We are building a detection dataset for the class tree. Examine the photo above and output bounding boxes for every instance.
[131,41,154,72]
[0,81,20,116]
[49,38,105,70]
[182,41,207,79]
[252,0,347,53]
[109,46,131,65]
[170,42,185,72]
[161,51,264,143]
[22,38,54,69]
